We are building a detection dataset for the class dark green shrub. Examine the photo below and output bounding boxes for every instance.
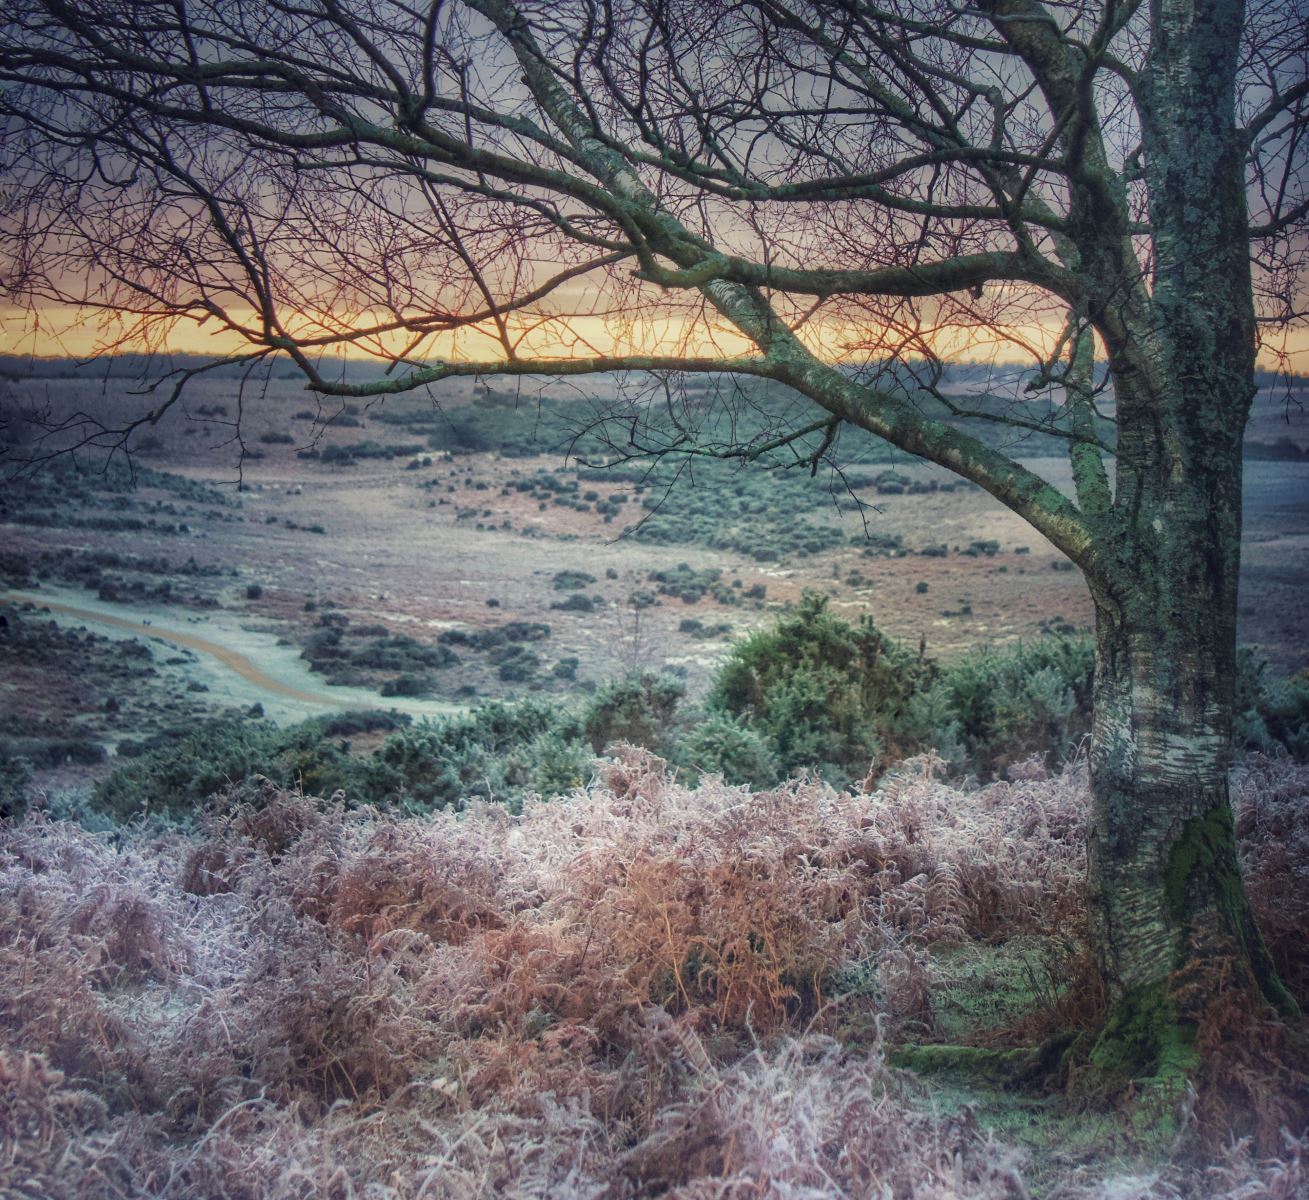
[351,635,459,671]
[1,737,106,769]
[499,622,552,643]
[706,593,932,783]
[1234,652,1309,759]
[380,673,435,697]
[497,650,541,682]
[922,636,1095,775]
[319,710,412,738]
[551,592,597,612]
[361,700,585,810]
[302,629,459,676]
[679,618,730,639]
[426,415,491,452]
[320,443,355,464]
[649,562,721,603]
[0,551,34,586]
[92,718,360,821]
[524,730,592,796]
[678,712,777,788]
[552,570,597,590]
[582,672,686,754]
[0,751,35,820]
[90,703,591,820]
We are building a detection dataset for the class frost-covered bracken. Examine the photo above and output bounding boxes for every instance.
[2,751,1306,1198]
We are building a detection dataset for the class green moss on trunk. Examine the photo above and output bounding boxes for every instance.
[1166,805,1300,1019]
[1164,804,1242,922]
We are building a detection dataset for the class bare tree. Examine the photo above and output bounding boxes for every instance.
[2,0,1306,1077]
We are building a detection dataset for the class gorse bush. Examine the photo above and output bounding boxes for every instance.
[91,716,376,821]
[87,696,602,821]
[301,625,460,688]
[363,699,585,809]
[1234,651,1309,759]
[91,703,590,821]
[91,678,697,822]
[550,591,598,612]
[700,598,1099,783]
[676,711,777,788]
[581,671,687,756]
[707,593,934,783]
[0,735,105,771]
[0,750,35,820]
[703,603,1303,784]
[551,569,596,590]
[925,636,1096,777]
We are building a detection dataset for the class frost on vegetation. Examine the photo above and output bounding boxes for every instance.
[1,754,1307,1198]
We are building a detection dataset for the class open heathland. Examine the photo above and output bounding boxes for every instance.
[2,364,1306,762]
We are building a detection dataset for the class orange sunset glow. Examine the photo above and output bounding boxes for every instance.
[7,303,1306,372]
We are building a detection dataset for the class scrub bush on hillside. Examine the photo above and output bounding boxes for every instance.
[706,593,933,782]
[87,603,1308,824]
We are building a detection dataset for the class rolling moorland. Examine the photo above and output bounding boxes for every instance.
[1,356,1308,1198]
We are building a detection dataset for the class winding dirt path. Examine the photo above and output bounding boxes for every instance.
[5,591,335,705]
[1,588,465,721]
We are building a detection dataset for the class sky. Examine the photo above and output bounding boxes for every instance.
[4,301,1306,373]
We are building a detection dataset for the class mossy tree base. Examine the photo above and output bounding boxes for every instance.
[892,1022,1193,1154]
[1084,984,1199,1148]
[890,1031,1083,1089]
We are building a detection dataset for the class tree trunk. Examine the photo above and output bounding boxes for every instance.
[1074,0,1299,1082]
[1084,497,1298,1082]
